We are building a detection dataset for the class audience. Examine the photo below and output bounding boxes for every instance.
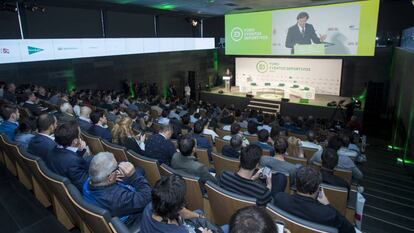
[14,119,35,149]
[171,135,217,185]
[83,152,151,228]
[57,102,76,124]
[251,129,275,156]
[274,166,355,233]
[78,106,93,132]
[191,120,213,159]
[111,116,145,154]
[321,148,350,191]
[287,136,304,158]
[27,113,58,160]
[89,110,112,142]
[45,121,90,190]
[145,124,176,165]
[158,110,170,125]
[221,134,243,158]
[223,123,249,146]
[243,121,258,136]
[0,105,20,140]
[22,91,44,116]
[3,83,17,103]
[229,206,279,233]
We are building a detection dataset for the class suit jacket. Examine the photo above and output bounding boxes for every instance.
[89,125,112,142]
[78,118,93,132]
[321,168,350,191]
[274,193,355,233]
[27,134,57,160]
[22,102,43,116]
[56,112,76,124]
[251,141,275,156]
[45,146,90,190]
[144,133,176,166]
[221,145,241,159]
[285,23,321,50]
[0,121,19,141]
[3,90,17,103]
[192,133,212,159]
[121,137,145,155]
[171,152,217,185]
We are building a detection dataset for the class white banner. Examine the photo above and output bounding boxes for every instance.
[236,57,342,96]
[0,38,215,64]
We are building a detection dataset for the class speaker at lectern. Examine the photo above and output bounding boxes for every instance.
[223,76,231,92]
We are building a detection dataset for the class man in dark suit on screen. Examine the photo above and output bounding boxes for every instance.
[285,12,327,54]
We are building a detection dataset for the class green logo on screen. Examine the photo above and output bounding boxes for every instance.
[28,46,44,55]
[256,61,268,73]
[231,27,243,42]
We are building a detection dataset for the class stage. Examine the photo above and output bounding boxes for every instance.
[200,86,364,120]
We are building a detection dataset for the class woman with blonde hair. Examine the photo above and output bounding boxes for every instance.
[287,136,304,158]
[111,116,145,154]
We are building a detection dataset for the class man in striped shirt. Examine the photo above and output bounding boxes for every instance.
[219,144,273,206]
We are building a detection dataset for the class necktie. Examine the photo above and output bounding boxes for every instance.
[301,27,305,37]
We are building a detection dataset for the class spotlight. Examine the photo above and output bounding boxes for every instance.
[186,17,199,27]
[23,3,45,13]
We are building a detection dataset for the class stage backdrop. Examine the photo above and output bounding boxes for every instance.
[235,57,342,96]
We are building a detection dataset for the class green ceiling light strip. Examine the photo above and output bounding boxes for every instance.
[397,158,414,165]
[64,69,76,92]
[153,3,177,10]
[388,145,404,151]
[129,80,135,98]
[213,50,218,72]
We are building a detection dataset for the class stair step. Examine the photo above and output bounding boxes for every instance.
[247,104,279,111]
[249,100,281,106]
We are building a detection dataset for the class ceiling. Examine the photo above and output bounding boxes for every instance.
[41,0,360,17]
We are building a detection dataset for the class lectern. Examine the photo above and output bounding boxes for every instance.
[223,76,231,92]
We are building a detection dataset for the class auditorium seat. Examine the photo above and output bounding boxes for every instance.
[266,203,338,233]
[18,148,52,207]
[215,128,231,138]
[0,134,17,176]
[313,162,353,184]
[211,152,240,177]
[109,217,138,233]
[126,150,161,187]
[81,131,104,155]
[159,164,205,211]
[107,120,114,131]
[284,155,307,167]
[244,134,259,143]
[195,148,211,168]
[215,137,230,153]
[66,183,138,233]
[151,122,163,133]
[202,133,214,146]
[37,160,83,231]
[320,183,348,216]
[263,149,272,156]
[101,140,128,162]
[303,147,318,161]
[205,181,256,225]
[2,137,32,190]
[171,139,178,148]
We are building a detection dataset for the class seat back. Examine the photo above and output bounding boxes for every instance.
[81,131,104,155]
[0,134,17,176]
[266,204,338,233]
[37,160,82,230]
[215,137,230,153]
[211,152,240,177]
[126,150,161,187]
[244,134,258,143]
[205,181,256,225]
[171,139,178,148]
[263,149,272,156]
[107,121,114,131]
[151,122,163,133]
[18,149,52,207]
[101,140,128,162]
[273,170,291,194]
[284,155,307,167]
[303,147,318,161]
[202,133,214,147]
[195,148,210,168]
[66,183,114,233]
[2,138,33,190]
[215,128,230,138]
[109,217,133,233]
[159,164,204,211]
[333,168,352,184]
[320,183,348,215]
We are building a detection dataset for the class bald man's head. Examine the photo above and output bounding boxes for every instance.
[80,106,92,118]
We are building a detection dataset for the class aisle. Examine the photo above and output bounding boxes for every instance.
[361,139,414,233]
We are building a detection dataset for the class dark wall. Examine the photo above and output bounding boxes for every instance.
[0,11,21,39]
[105,11,155,38]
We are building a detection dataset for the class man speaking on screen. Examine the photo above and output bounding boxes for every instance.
[285,12,327,53]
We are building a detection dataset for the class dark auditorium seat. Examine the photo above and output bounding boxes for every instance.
[126,150,161,187]
[101,140,129,162]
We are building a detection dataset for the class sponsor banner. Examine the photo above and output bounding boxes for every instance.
[0,38,215,64]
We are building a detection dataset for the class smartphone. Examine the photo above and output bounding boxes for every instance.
[261,167,271,178]
[276,221,285,233]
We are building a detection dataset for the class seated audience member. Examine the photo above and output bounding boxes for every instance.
[168,105,181,120]
[321,148,350,191]
[77,106,93,132]
[106,104,120,123]
[337,134,358,159]
[14,119,35,149]
[287,136,304,158]
[251,129,275,156]
[83,152,152,228]
[144,124,176,165]
[28,113,58,160]
[229,206,278,233]
[221,135,243,159]
[0,105,20,140]
[3,83,17,103]
[56,102,76,124]
[310,135,363,181]
[46,121,90,190]
[190,112,200,124]
[89,110,112,142]
[22,91,44,116]
[223,123,249,146]
[220,145,273,206]
[180,114,193,133]
[158,110,170,125]
[126,110,141,131]
[301,130,323,154]
[111,116,145,154]
[243,120,258,136]
[260,137,298,183]
[140,175,214,233]
[191,120,212,159]
[274,166,355,233]
[171,136,217,185]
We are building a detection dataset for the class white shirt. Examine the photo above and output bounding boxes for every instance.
[39,133,55,141]
[298,24,306,34]
[79,116,91,123]
[158,117,170,125]
[203,128,219,142]
[185,86,191,96]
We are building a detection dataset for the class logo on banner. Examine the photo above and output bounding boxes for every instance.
[231,27,243,42]
[256,61,268,73]
[28,46,44,55]
[0,48,10,54]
